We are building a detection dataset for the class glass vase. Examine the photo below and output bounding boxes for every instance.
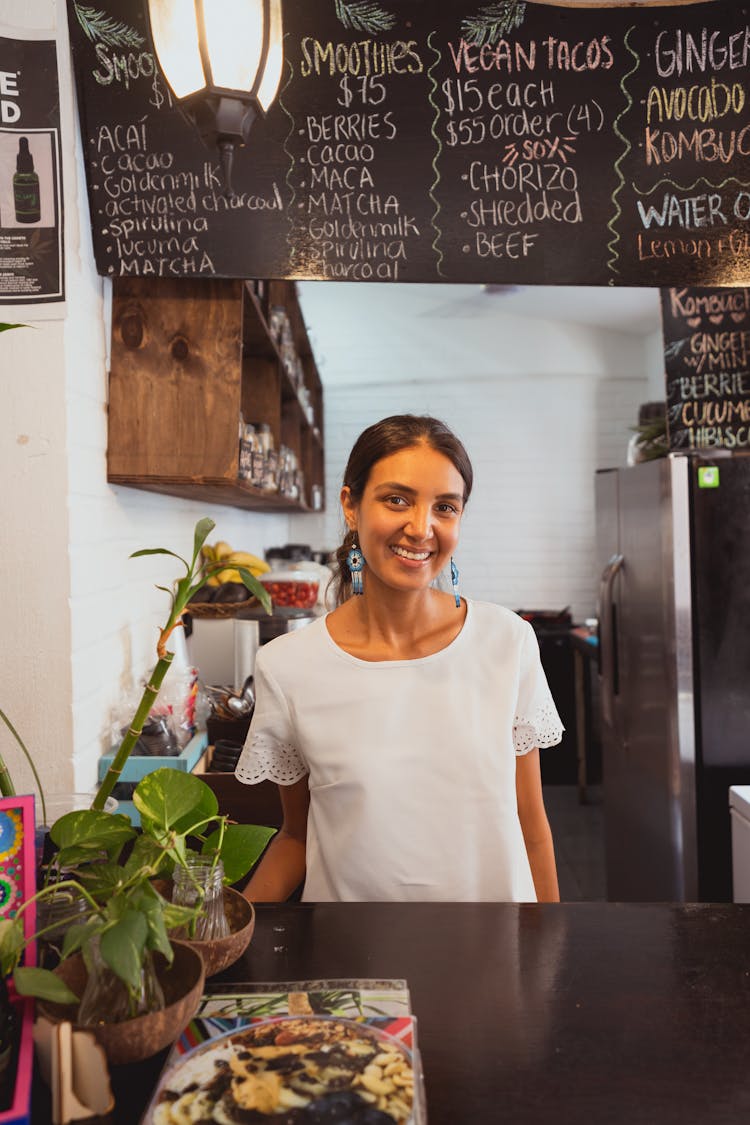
[172,858,230,940]
[37,888,91,969]
[78,936,165,1026]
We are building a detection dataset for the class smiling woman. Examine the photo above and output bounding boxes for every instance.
[235,414,564,906]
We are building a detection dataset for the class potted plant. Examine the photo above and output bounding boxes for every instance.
[0,518,274,1063]
[0,766,273,1062]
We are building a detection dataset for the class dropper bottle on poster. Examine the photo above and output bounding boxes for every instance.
[13,136,41,224]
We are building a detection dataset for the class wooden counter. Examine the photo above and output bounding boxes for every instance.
[33,902,750,1123]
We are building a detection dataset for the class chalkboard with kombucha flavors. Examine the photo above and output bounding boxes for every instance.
[661,286,750,451]
[67,0,750,286]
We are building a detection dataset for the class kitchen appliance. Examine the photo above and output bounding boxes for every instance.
[729,786,750,903]
[516,609,578,785]
[596,455,750,902]
[187,618,259,690]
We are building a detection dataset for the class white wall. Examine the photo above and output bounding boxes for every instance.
[0,0,292,803]
[644,326,668,401]
[291,285,652,621]
[291,370,647,623]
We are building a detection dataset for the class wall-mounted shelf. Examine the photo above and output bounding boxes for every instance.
[107,277,324,513]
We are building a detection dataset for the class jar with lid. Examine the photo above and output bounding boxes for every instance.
[259,569,320,611]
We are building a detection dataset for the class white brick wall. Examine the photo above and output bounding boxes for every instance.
[0,2,295,797]
[292,372,647,622]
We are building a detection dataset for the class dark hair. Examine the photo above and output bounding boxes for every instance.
[332,414,473,604]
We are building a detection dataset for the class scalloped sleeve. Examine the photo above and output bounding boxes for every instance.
[512,621,565,756]
[235,654,308,786]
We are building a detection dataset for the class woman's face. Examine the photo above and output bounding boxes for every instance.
[342,442,465,595]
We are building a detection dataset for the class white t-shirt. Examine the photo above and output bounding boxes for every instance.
[235,600,564,902]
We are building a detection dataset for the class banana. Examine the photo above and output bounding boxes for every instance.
[213,541,233,560]
[201,544,217,564]
[215,567,243,584]
[226,551,270,576]
[205,574,222,587]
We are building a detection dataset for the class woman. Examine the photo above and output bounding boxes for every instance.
[236,414,563,903]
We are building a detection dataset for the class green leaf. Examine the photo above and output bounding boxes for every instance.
[161,899,198,932]
[14,966,79,1005]
[61,917,102,960]
[173,575,193,616]
[237,567,273,615]
[0,918,24,977]
[55,859,125,895]
[53,844,123,871]
[0,322,29,333]
[121,834,168,880]
[130,883,173,959]
[192,518,216,566]
[203,824,276,885]
[133,769,217,831]
[50,810,135,852]
[129,548,188,568]
[100,910,148,990]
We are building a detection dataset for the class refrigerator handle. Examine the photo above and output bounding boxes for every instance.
[597,553,624,728]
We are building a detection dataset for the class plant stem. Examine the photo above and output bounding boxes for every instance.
[0,707,46,824]
[0,756,15,798]
[92,651,174,811]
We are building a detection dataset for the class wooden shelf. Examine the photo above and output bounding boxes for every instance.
[107,277,324,513]
[107,474,313,512]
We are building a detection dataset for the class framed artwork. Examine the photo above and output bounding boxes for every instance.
[0,794,36,965]
[0,794,35,1125]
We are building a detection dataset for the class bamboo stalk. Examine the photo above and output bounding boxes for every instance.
[92,650,175,811]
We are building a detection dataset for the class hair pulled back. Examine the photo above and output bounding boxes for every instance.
[331,414,473,605]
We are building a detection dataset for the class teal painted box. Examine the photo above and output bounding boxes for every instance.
[98,731,209,827]
[97,731,208,784]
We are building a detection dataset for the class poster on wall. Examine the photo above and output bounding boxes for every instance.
[0,25,64,307]
[660,287,750,452]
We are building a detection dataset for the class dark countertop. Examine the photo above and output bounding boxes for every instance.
[34,902,750,1123]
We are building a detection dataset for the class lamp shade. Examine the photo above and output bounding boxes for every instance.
[148,0,283,116]
[147,0,284,193]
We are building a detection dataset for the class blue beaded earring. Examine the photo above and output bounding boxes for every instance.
[347,536,365,595]
[450,558,460,608]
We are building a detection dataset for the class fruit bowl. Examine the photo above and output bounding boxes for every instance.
[143,1015,415,1123]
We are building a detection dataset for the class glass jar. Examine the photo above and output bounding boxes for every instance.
[37,888,92,968]
[172,858,230,940]
[78,936,165,1026]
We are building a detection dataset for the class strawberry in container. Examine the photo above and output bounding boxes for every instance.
[259,569,320,611]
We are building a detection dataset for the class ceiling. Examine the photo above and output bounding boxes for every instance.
[298,283,660,335]
[297,283,662,385]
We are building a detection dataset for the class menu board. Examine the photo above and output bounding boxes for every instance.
[66,0,750,285]
[661,286,750,451]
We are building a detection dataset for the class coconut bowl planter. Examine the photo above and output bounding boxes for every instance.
[153,881,256,978]
[36,941,205,1067]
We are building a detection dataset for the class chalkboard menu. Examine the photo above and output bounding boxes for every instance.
[67,0,750,285]
[661,286,750,451]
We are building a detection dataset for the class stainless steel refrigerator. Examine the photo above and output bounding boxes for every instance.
[595,455,750,902]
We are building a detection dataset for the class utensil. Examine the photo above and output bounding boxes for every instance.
[226,695,251,717]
